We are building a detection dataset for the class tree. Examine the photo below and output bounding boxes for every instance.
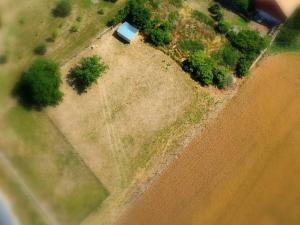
[69,56,108,93]
[126,0,151,30]
[19,59,63,107]
[214,44,240,69]
[52,0,72,18]
[183,51,215,85]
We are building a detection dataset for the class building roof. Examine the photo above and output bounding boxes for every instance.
[117,22,139,42]
[274,0,300,18]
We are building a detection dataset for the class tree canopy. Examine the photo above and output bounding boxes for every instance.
[19,59,63,107]
[69,56,108,93]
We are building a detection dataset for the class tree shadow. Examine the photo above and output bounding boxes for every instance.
[66,71,87,95]
[11,74,43,111]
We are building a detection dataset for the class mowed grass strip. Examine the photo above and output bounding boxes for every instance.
[4,105,109,225]
[0,168,49,225]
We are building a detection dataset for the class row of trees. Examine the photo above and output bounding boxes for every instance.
[17,56,107,108]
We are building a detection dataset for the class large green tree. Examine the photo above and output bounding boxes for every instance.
[52,0,72,18]
[70,56,108,93]
[19,59,63,107]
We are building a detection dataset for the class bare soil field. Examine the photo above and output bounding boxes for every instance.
[47,28,218,225]
[115,53,300,225]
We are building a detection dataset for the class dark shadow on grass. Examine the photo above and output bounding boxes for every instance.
[12,74,43,111]
[66,71,87,95]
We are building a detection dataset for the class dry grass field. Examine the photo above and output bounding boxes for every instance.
[47,29,217,225]
[115,53,300,225]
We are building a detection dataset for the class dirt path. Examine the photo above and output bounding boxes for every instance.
[114,53,300,225]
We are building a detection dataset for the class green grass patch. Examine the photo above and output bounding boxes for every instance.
[192,10,215,27]
[4,105,109,225]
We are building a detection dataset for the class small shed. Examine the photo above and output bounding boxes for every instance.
[117,22,139,43]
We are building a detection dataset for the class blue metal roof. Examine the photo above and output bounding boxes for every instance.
[117,22,139,42]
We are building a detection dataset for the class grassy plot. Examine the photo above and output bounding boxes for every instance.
[3,105,108,225]
[0,168,49,225]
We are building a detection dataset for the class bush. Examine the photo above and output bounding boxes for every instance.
[69,56,108,93]
[178,39,205,53]
[209,3,221,15]
[148,22,172,46]
[222,45,240,68]
[46,31,58,43]
[228,30,269,54]
[183,51,215,85]
[18,59,63,107]
[52,0,72,18]
[215,20,230,33]
[192,10,215,27]
[97,9,104,15]
[0,54,8,64]
[212,10,223,21]
[69,25,78,32]
[236,54,255,77]
[33,43,47,55]
[213,66,229,89]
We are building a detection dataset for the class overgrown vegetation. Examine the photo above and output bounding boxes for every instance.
[69,55,108,93]
[17,59,63,107]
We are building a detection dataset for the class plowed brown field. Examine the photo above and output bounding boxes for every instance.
[115,53,300,225]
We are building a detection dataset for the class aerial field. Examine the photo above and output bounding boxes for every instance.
[115,53,300,225]
[47,29,216,225]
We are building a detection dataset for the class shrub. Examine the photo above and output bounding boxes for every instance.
[148,22,172,46]
[192,10,215,27]
[213,66,229,89]
[228,30,269,54]
[69,56,108,93]
[69,25,78,32]
[178,39,205,53]
[168,11,179,27]
[183,51,215,85]
[236,54,255,77]
[18,59,63,107]
[33,43,47,55]
[52,0,72,18]
[0,54,8,64]
[212,10,223,21]
[46,31,58,43]
[209,3,221,15]
[215,44,240,68]
[97,9,104,15]
[76,16,82,22]
[215,20,230,33]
